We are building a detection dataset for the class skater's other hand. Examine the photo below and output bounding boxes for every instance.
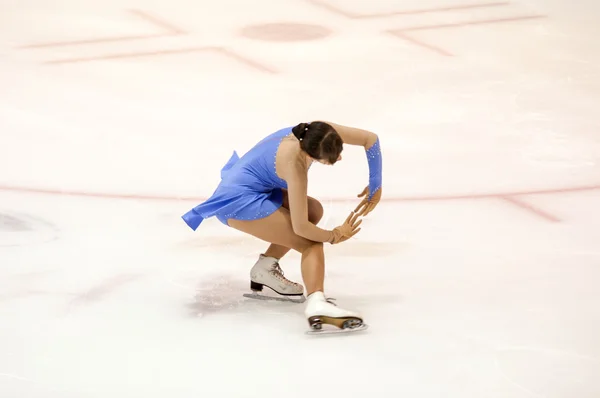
[330,211,362,244]
[354,186,381,216]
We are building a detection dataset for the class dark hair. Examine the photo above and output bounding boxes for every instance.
[291,121,343,164]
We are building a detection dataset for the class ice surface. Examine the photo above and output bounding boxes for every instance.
[1,0,599,397]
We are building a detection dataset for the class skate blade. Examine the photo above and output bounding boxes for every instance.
[243,292,306,304]
[306,323,369,336]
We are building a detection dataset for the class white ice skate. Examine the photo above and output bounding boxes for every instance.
[242,254,306,303]
[304,291,368,335]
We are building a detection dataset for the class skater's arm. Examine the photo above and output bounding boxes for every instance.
[323,121,378,150]
[325,121,382,204]
[283,161,334,243]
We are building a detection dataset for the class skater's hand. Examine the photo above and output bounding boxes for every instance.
[354,186,381,216]
[329,211,362,244]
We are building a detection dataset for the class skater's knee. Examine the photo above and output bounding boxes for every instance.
[308,199,324,224]
[298,240,323,254]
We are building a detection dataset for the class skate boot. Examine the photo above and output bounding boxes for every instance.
[243,254,305,303]
[304,291,368,335]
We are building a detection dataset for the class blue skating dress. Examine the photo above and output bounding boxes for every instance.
[182,127,295,230]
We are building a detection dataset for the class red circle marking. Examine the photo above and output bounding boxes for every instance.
[239,23,332,42]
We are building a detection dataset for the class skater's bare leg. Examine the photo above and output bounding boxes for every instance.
[229,209,364,330]
[300,241,324,294]
[263,190,324,260]
[228,208,324,295]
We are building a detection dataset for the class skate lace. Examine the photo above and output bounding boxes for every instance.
[269,262,301,287]
[270,263,288,281]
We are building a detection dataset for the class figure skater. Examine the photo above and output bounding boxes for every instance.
[182,121,382,332]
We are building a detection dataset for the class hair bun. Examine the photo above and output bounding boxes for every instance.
[292,122,310,141]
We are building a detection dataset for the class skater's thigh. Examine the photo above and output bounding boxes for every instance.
[227,208,314,253]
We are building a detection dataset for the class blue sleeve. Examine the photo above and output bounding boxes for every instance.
[365,138,382,199]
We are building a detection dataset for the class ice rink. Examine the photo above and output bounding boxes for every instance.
[1,0,600,397]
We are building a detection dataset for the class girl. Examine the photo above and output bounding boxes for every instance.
[182,121,382,332]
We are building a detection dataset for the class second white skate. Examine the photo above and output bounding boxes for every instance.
[303,291,368,335]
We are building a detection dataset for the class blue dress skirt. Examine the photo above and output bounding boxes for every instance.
[182,127,294,230]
